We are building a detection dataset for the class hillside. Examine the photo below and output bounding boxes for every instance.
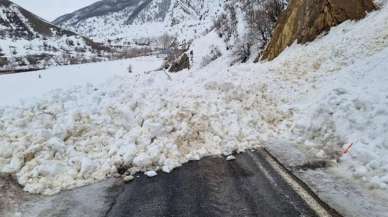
[54,0,224,45]
[0,0,109,72]
[53,0,289,66]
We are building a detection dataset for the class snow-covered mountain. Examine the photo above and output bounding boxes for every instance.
[0,0,75,40]
[54,0,225,44]
[0,0,109,72]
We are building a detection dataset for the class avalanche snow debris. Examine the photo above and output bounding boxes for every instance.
[145,171,158,177]
[226,155,236,161]
[0,56,284,194]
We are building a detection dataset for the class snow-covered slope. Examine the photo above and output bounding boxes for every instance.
[0,0,108,72]
[54,0,224,44]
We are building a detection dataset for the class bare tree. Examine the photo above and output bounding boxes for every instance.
[159,33,177,50]
[213,0,287,63]
[245,0,287,49]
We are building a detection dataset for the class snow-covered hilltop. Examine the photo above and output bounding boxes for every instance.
[54,0,224,44]
[0,0,109,72]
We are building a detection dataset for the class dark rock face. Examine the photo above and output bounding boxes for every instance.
[169,53,190,72]
[261,0,376,60]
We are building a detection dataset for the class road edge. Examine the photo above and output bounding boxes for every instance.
[260,148,344,217]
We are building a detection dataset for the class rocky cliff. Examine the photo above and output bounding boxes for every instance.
[261,0,376,60]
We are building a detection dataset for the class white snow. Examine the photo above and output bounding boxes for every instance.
[0,1,388,202]
[0,2,111,71]
[226,155,236,161]
[0,35,93,57]
[291,47,388,190]
[145,171,158,177]
[0,55,272,194]
[264,4,388,191]
[123,175,134,182]
[188,30,228,70]
[0,56,162,106]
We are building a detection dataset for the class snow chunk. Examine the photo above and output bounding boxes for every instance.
[144,171,158,177]
[226,155,236,161]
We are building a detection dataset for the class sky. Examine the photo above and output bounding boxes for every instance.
[12,0,99,21]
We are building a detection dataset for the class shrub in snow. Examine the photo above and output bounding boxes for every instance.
[127,64,133,73]
[169,53,190,72]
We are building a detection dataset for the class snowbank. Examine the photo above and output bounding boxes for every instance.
[267,5,388,190]
[292,47,388,189]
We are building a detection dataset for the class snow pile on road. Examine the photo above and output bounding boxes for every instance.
[0,59,286,195]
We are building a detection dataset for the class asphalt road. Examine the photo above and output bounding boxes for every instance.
[105,149,341,217]
[1,149,342,217]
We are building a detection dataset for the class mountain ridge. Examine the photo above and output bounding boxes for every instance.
[53,0,153,25]
[0,0,109,72]
[0,0,76,38]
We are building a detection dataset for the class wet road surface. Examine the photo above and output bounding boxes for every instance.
[1,149,342,217]
[105,149,341,217]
